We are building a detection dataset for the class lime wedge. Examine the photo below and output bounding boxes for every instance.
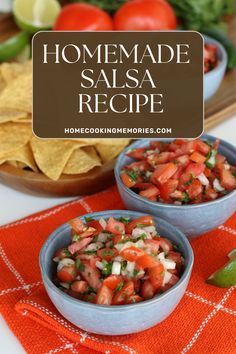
[13,0,61,34]
[16,44,31,63]
[207,258,236,288]
[228,248,236,259]
[0,32,29,62]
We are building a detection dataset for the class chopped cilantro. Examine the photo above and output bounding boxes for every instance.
[204,140,214,148]
[102,261,112,276]
[181,192,190,203]
[184,180,192,186]
[121,261,127,272]
[173,244,179,251]
[114,225,120,231]
[136,233,147,241]
[88,286,97,293]
[72,234,80,242]
[84,216,94,223]
[136,223,149,228]
[125,170,138,181]
[83,250,96,255]
[115,282,124,292]
[133,269,139,277]
[93,235,98,242]
[75,259,85,272]
[118,217,131,224]
[64,249,72,257]
[232,171,236,178]
[102,250,114,257]
[118,237,133,244]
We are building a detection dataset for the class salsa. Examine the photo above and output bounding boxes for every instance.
[204,44,218,73]
[53,215,184,305]
[120,139,236,205]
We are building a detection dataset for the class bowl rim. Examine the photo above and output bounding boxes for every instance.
[114,134,236,210]
[39,210,194,311]
[204,35,227,78]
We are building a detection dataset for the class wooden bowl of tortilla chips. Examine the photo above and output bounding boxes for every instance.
[0,61,130,196]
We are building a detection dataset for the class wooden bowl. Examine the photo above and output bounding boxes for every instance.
[0,160,116,197]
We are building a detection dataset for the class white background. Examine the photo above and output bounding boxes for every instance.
[0,116,235,353]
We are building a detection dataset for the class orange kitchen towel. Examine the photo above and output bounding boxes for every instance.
[0,185,236,354]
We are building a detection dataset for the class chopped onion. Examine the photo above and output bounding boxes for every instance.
[99,218,107,229]
[132,228,149,239]
[163,271,172,285]
[224,163,230,170]
[53,257,60,263]
[97,233,109,243]
[136,240,145,248]
[197,173,209,186]
[76,275,81,280]
[142,226,156,235]
[126,261,135,273]
[57,258,75,271]
[158,252,165,260]
[85,242,103,251]
[113,256,123,262]
[112,261,121,275]
[213,178,225,192]
[161,259,176,270]
[96,261,104,270]
[59,282,70,289]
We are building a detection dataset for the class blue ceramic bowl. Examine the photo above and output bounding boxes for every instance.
[204,35,227,101]
[115,135,236,238]
[40,210,193,335]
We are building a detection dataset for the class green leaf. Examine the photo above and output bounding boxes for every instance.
[75,259,85,272]
[115,281,124,292]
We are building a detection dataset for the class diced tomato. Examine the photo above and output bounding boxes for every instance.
[190,151,206,163]
[139,185,160,200]
[216,154,226,165]
[159,238,173,253]
[57,265,76,283]
[148,263,165,290]
[82,293,96,303]
[69,218,84,234]
[204,187,218,201]
[147,152,174,165]
[125,216,154,234]
[103,275,123,290]
[159,179,178,201]
[87,220,103,235]
[66,289,83,300]
[141,280,155,299]
[68,237,93,255]
[175,139,186,145]
[168,274,179,286]
[150,141,163,150]
[126,161,150,172]
[112,234,130,244]
[172,166,184,179]
[136,253,158,269]
[151,163,178,184]
[80,263,101,290]
[204,167,211,177]
[106,217,125,235]
[120,172,136,188]
[76,254,100,268]
[175,154,190,167]
[79,227,97,238]
[133,278,141,292]
[186,179,203,199]
[120,246,144,262]
[112,281,134,305]
[214,139,220,149]
[144,239,160,253]
[220,169,236,191]
[178,172,192,191]
[126,295,143,304]
[95,285,113,305]
[197,140,210,155]
[126,148,146,160]
[54,248,70,260]
[185,163,205,177]
[71,280,88,293]
[97,248,118,262]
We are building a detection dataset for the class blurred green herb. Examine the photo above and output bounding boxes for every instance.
[70,0,126,14]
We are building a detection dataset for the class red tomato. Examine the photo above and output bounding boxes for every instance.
[159,179,178,201]
[204,187,218,201]
[120,172,137,188]
[95,285,113,305]
[106,217,125,235]
[151,163,178,185]
[144,239,160,253]
[69,218,84,234]
[126,148,146,160]
[190,151,206,164]
[204,167,211,178]
[80,263,101,290]
[178,172,192,191]
[71,280,88,293]
[186,179,203,199]
[54,3,113,31]
[68,237,92,255]
[120,246,144,262]
[112,281,134,305]
[197,140,210,155]
[175,154,190,167]
[97,248,118,262]
[147,152,174,165]
[148,263,164,289]
[126,216,154,234]
[126,295,143,304]
[136,253,158,269]
[54,248,71,260]
[87,220,103,235]
[167,251,182,272]
[114,0,177,30]
[141,280,155,299]
[159,238,173,253]
[220,169,236,191]
[139,185,160,200]
[57,265,76,283]
[185,163,205,177]
[103,275,123,290]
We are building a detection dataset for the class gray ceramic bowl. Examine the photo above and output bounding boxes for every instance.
[40,210,193,335]
[115,135,236,238]
[204,35,227,101]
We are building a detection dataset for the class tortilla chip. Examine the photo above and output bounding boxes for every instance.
[0,143,37,171]
[0,61,32,84]
[76,138,130,146]
[30,137,86,180]
[0,72,32,113]
[0,71,6,94]
[96,141,130,163]
[63,146,101,175]
[0,122,32,154]
[0,109,28,124]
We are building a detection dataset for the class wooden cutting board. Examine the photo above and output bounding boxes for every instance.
[1,13,236,130]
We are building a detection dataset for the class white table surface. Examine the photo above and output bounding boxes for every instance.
[0,116,236,354]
